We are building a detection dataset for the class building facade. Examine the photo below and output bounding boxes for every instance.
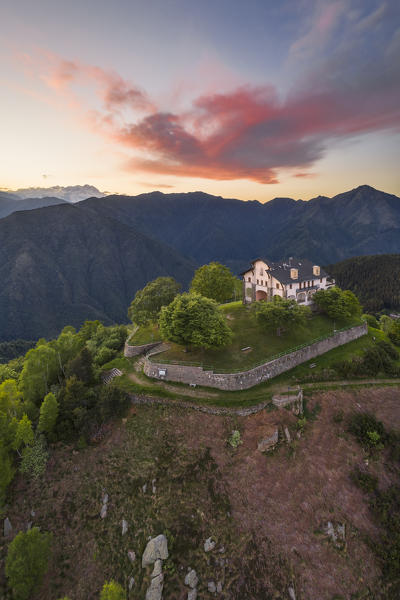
[242,258,335,305]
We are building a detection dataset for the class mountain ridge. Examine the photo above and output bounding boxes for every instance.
[1,184,399,341]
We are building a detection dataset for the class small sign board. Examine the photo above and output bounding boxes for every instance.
[158,369,167,377]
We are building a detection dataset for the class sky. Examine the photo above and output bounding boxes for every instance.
[1,0,399,201]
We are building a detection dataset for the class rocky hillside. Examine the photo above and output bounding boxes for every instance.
[1,387,399,599]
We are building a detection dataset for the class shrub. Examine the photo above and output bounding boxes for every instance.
[362,314,379,328]
[348,412,386,449]
[20,436,49,478]
[100,580,125,600]
[228,430,242,448]
[6,527,52,600]
[296,417,307,431]
[376,340,399,360]
[350,467,378,493]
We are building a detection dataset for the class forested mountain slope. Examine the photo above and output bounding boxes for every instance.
[327,254,400,312]
[0,204,195,341]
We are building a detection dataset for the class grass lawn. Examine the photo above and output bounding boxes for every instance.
[129,322,161,345]
[155,302,362,372]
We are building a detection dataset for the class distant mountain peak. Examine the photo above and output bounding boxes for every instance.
[7,184,107,203]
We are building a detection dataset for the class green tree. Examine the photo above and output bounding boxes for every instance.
[379,314,393,334]
[0,364,18,384]
[388,319,400,346]
[52,327,84,376]
[313,287,361,320]
[38,392,59,435]
[98,386,129,422]
[78,320,103,343]
[362,313,379,329]
[190,262,236,303]
[5,527,52,600]
[65,347,95,384]
[19,344,59,405]
[13,415,34,453]
[159,292,232,350]
[0,444,14,504]
[128,277,181,325]
[100,580,125,600]
[254,295,310,336]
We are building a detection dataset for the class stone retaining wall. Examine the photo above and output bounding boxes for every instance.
[124,340,162,357]
[129,394,273,416]
[143,323,367,391]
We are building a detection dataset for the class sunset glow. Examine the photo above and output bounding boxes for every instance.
[1,0,399,201]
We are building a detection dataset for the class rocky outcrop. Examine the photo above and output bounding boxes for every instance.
[100,493,108,519]
[204,537,216,552]
[3,517,12,537]
[185,569,198,588]
[142,534,169,566]
[142,535,169,600]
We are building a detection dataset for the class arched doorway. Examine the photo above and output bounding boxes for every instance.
[297,292,306,303]
[256,290,268,301]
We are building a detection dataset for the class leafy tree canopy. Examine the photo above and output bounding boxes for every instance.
[388,319,400,346]
[5,527,52,600]
[380,315,393,334]
[190,262,236,303]
[254,296,310,336]
[19,344,59,405]
[159,292,233,350]
[38,392,59,435]
[313,287,362,320]
[128,277,181,326]
[65,347,95,384]
[362,313,379,328]
[13,414,34,451]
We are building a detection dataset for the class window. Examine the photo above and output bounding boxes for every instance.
[257,279,259,285]
[261,280,263,286]
[259,268,263,275]
[289,284,292,289]
[248,277,251,282]
[320,278,323,283]
[276,283,280,289]
[312,280,314,286]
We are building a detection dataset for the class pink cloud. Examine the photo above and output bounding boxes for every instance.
[30,49,400,185]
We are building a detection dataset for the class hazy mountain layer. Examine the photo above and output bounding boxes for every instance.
[0,192,67,219]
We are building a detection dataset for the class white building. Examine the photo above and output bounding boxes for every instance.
[241,257,335,306]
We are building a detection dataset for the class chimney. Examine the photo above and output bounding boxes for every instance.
[313,265,320,276]
[290,268,298,279]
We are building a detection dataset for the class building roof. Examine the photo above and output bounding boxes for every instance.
[267,258,329,284]
[241,257,330,283]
